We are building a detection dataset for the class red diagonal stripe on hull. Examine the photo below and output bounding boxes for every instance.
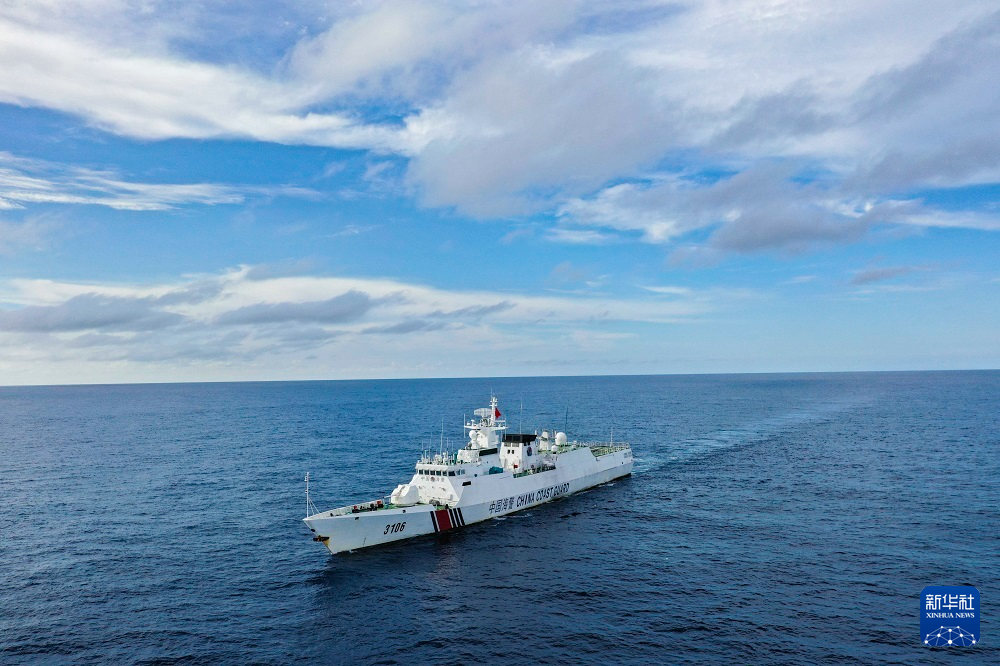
[436,509,452,531]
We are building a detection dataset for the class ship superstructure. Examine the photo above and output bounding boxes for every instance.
[303,397,632,554]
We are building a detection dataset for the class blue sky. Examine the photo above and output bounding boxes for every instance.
[0,0,998,385]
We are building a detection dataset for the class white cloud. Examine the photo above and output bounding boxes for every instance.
[781,275,817,285]
[284,2,469,100]
[892,210,1000,231]
[0,217,55,255]
[0,264,724,383]
[405,44,679,215]
[559,180,695,243]
[554,167,1000,253]
[326,224,378,239]
[403,1,1000,213]
[850,263,937,286]
[641,285,693,296]
[0,152,315,211]
[545,227,619,245]
[0,16,400,149]
[0,1,998,255]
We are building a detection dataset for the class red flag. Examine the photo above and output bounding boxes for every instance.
[494,407,501,418]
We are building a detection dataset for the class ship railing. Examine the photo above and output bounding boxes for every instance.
[513,463,556,478]
[583,442,631,457]
[318,496,394,518]
[418,452,460,465]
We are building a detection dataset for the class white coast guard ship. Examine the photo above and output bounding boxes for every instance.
[304,397,632,554]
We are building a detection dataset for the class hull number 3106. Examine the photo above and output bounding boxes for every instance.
[384,522,406,534]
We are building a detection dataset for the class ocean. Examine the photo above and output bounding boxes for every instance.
[1,371,997,664]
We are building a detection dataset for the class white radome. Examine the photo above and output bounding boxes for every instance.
[303,396,633,554]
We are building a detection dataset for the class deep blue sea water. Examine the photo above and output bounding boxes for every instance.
[1,372,998,664]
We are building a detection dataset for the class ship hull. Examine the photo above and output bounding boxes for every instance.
[305,447,632,554]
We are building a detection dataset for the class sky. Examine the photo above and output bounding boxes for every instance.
[0,0,998,385]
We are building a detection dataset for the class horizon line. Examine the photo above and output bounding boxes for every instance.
[2,367,996,390]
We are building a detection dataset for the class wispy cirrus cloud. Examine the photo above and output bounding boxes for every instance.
[545,227,619,245]
[641,285,693,296]
[850,264,936,286]
[0,216,55,255]
[781,275,818,286]
[0,152,316,211]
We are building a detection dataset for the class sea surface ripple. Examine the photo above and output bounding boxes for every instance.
[1,372,997,664]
